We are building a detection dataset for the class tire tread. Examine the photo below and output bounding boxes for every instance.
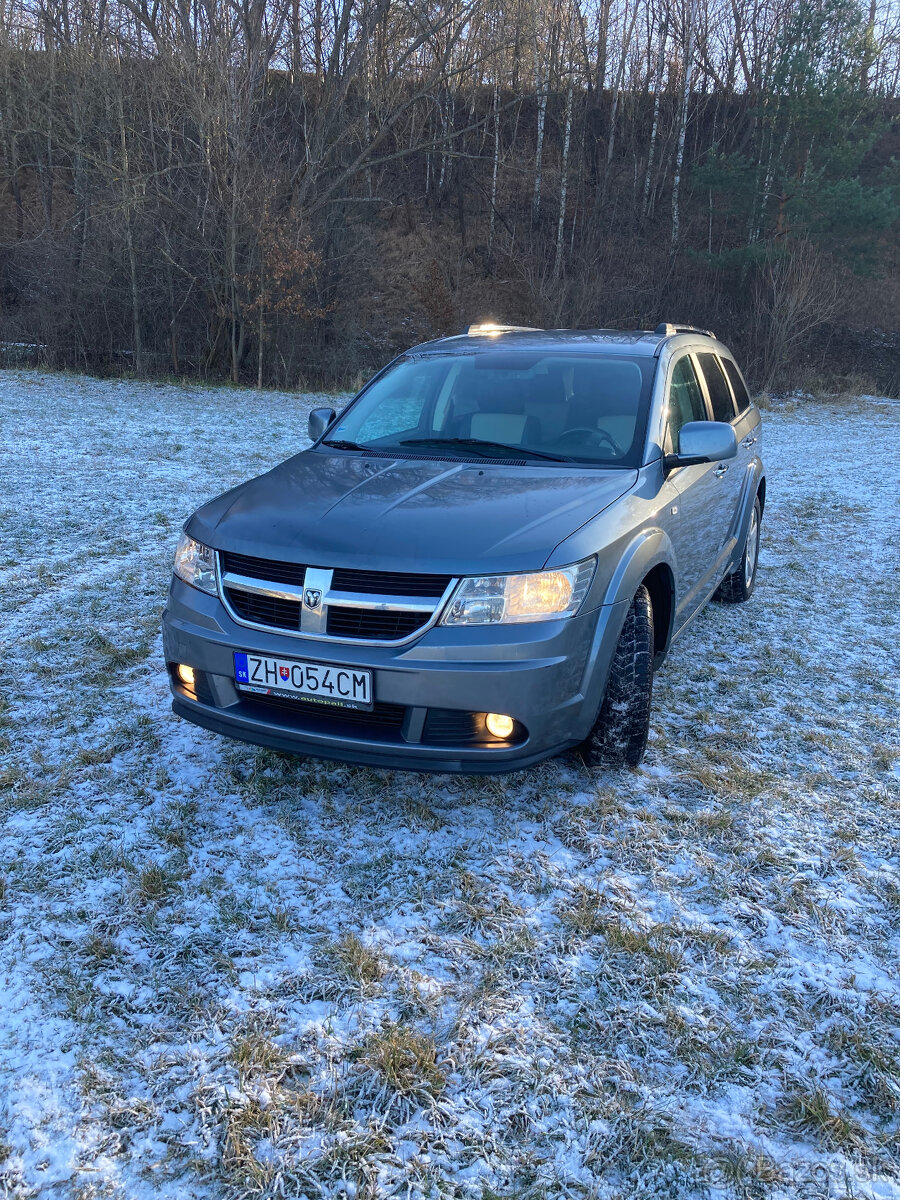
[715,495,761,605]
[582,585,653,769]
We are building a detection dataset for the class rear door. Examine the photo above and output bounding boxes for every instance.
[665,353,732,626]
[721,356,762,464]
[695,351,745,558]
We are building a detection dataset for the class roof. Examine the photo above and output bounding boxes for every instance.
[408,324,720,358]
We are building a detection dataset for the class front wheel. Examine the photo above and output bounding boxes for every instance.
[715,495,761,604]
[580,585,654,769]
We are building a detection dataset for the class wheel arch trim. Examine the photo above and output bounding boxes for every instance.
[600,528,676,657]
[727,465,766,567]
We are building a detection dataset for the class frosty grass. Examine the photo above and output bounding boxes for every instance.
[1,371,898,1199]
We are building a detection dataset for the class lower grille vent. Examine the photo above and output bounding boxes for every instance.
[242,693,406,741]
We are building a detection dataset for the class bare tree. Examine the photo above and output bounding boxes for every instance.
[752,240,841,390]
[0,0,896,390]
[671,0,696,248]
[554,53,574,275]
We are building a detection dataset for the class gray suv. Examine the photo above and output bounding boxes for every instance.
[163,324,764,772]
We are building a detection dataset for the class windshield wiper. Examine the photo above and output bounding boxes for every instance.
[320,438,374,452]
[399,437,571,463]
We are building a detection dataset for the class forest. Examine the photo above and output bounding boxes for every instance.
[1,0,898,393]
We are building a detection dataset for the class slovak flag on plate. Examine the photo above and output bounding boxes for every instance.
[280,666,290,681]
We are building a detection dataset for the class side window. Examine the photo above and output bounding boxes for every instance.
[667,356,707,449]
[721,358,752,413]
[697,353,737,422]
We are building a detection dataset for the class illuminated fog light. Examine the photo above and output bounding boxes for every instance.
[485,712,515,739]
[176,664,195,687]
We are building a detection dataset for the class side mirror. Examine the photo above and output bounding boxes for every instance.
[308,407,336,442]
[665,421,737,470]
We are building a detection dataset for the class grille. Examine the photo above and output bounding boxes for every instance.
[331,568,451,597]
[326,608,427,640]
[222,554,450,600]
[220,552,448,642]
[221,550,305,586]
[226,589,301,631]
[242,693,406,741]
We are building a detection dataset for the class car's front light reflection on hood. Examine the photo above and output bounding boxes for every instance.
[441,558,595,625]
[173,531,218,595]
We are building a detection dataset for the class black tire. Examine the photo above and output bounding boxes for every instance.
[581,584,653,769]
[715,495,761,604]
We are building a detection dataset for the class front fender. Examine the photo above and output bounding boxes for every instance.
[600,527,675,610]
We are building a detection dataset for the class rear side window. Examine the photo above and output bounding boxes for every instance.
[668,356,707,446]
[721,358,752,413]
[697,353,737,422]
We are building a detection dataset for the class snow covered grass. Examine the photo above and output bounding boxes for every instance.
[0,370,898,1199]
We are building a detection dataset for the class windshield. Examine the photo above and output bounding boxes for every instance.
[321,350,656,467]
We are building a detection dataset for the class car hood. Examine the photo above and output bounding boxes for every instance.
[188,450,636,575]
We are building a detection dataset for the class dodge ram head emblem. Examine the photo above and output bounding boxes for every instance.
[303,587,322,610]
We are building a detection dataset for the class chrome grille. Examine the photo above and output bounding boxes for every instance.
[218,553,456,644]
[221,550,306,586]
[226,589,301,631]
[330,568,450,597]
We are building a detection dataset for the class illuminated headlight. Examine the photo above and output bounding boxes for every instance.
[441,558,595,626]
[173,531,217,594]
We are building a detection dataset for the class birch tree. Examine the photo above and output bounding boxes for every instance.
[671,0,696,247]
[642,13,668,217]
[554,15,575,276]
[532,40,550,222]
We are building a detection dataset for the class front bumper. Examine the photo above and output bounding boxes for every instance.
[162,577,628,773]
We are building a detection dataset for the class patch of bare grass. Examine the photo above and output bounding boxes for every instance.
[780,1083,866,1150]
[351,1020,446,1103]
[321,932,387,990]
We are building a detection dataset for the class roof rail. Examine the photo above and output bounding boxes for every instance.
[465,322,543,336]
[654,322,716,339]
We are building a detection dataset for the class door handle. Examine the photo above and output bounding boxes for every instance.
[715,463,729,478]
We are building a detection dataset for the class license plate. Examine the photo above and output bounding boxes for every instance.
[234,652,373,710]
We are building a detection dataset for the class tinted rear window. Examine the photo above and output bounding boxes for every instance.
[721,357,752,413]
[697,353,737,422]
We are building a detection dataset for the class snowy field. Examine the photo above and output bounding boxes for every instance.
[1,370,899,1200]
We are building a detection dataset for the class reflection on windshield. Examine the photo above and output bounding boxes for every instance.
[322,351,655,467]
